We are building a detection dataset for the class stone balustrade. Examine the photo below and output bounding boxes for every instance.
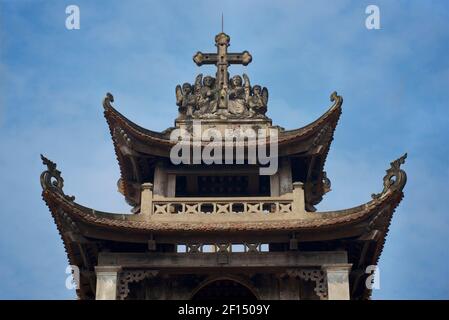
[140,181,308,220]
[152,196,293,215]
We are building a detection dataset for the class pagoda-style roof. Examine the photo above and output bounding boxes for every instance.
[40,153,406,300]
[103,91,342,210]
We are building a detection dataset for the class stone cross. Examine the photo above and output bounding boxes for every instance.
[193,33,252,91]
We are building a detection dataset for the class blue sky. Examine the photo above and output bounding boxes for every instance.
[0,0,448,299]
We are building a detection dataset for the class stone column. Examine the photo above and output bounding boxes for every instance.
[166,174,176,197]
[279,158,293,195]
[153,161,167,197]
[292,182,305,214]
[140,183,153,216]
[95,266,122,300]
[270,172,280,196]
[322,264,352,300]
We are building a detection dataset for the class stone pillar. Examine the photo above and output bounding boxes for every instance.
[140,183,153,216]
[270,172,280,196]
[292,182,305,214]
[153,161,167,198]
[322,264,352,300]
[95,266,122,300]
[166,174,176,197]
[279,158,293,195]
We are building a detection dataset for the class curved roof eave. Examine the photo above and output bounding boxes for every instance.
[39,153,406,300]
[40,153,406,236]
[103,91,343,155]
[43,187,402,234]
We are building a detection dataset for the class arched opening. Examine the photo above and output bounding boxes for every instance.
[191,279,258,300]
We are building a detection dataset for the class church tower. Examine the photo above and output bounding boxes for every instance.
[41,32,407,300]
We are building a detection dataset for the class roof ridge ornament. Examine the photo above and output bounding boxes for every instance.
[176,34,269,121]
[372,153,407,199]
[40,154,75,201]
[193,32,252,90]
[330,91,343,107]
[103,92,114,110]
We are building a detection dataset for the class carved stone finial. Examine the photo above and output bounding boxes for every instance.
[215,32,230,46]
[372,153,407,199]
[103,92,114,110]
[105,92,114,103]
[330,91,338,101]
[330,91,343,105]
[40,154,75,201]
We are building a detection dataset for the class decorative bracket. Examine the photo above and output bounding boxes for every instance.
[284,268,328,300]
[117,270,159,300]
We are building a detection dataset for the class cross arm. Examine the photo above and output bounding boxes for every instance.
[193,51,253,66]
[193,52,218,66]
[227,51,252,65]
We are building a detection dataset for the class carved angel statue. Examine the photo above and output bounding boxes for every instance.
[194,74,217,117]
[228,75,247,115]
[175,82,196,119]
[248,84,268,116]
